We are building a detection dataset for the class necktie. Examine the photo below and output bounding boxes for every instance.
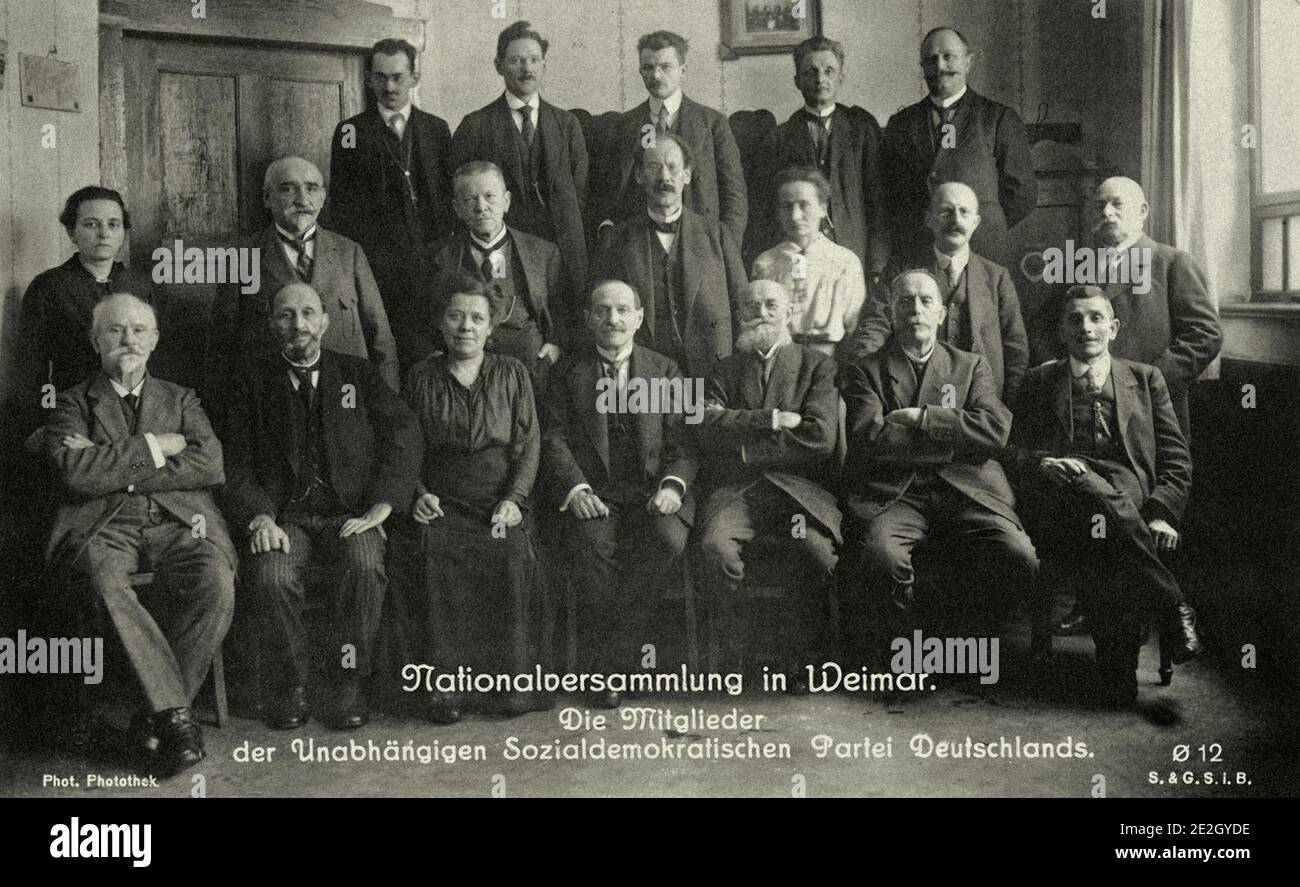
[519,105,535,147]
[656,106,669,136]
[278,230,315,281]
[808,112,829,160]
[946,260,961,289]
[291,365,316,410]
[122,393,140,433]
[389,112,406,141]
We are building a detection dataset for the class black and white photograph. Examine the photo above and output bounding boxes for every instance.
[0,0,1295,843]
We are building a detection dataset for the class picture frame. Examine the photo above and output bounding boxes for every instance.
[719,0,822,59]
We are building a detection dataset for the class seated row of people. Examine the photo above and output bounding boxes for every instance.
[33,263,1200,778]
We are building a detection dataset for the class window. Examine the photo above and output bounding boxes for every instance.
[1250,0,1300,299]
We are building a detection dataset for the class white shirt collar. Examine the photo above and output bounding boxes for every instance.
[902,343,936,365]
[275,222,317,242]
[932,86,967,110]
[469,224,509,252]
[505,91,538,112]
[284,356,321,390]
[108,376,146,398]
[803,104,835,120]
[934,243,971,276]
[648,205,683,225]
[595,342,635,366]
[648,90,683,120]
[1070,353,1112,386]
[380,103,412,126]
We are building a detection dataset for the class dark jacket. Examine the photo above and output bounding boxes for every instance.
[450,95,589,298]
[699,342,841,544]
[593,206,747,378]
[841,338,1019,528]
[1008,356,1191,525]
[220,349,422,531]
[542,343,698,523]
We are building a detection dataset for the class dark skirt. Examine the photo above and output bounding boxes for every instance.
[392,503,540,683]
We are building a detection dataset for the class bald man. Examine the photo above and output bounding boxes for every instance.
[695,280,841,683]
[1068,176,1222,437]
[840,270,1038,672]
[208,156,399,427]
[541,280,697,707]
[854,181,1029,402]
[221,283,422,730]
[882,27,1036,269]
[40,293,235,776]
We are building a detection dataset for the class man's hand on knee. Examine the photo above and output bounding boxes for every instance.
[248,514,290,554]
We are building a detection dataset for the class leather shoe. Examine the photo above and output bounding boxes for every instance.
[264,685,310,730]
[1054,605,1088,635]
[1163,603,1203,664]
[422,693,462,725]
[586,690,622,709]
[325,681,369,729]
[152,707,205,776]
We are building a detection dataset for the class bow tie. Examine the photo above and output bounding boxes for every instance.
[286,362,318,386]
[648,216,680,235]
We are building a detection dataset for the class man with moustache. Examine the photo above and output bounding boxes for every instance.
[593,133,747,378]
[222,283,422,730]
[450,21,588,302]
[853,181,1029,402]
[1076,176,1221,438]
[596,30,747,245]
[840,270,1039,670]
[696,280,841,682]
[40,293,235,775]
[430,161,563,397]
[209,156,399,423]
[542,280,697,707]
[1009,286,1201,705]
[756,36,886,277]
[882,27,1036,269]
[329,38,454,369]
[752,166,867,364]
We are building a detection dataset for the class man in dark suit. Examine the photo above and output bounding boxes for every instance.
[593,133,747,378]
[209,156,399,421]
[696,280,841,679]
[430,161,564,396]
[222,283,422,730]
[853,181,1029,402]
[450,21,588,301]
[542,280,697,707]
[840,270,1038,668]
[1009,286,1202,705]
[757,36,886,276]
[41,293,235,776]
[882,27,1036,269]
[1086,176,1222,438]
[328,38,454,369]
[596,30,747,244]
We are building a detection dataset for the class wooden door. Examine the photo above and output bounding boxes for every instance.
[122,36,365,385]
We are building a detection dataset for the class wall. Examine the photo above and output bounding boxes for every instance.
[0,0,101,407]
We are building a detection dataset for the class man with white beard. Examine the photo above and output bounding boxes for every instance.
[695,280,842,686]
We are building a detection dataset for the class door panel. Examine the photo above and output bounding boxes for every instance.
[122,35,365,387]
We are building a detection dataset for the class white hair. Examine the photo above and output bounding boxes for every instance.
[90,292,157,336]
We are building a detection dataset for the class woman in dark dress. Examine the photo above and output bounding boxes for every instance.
[17,186,157,409]
[400,270,546,721]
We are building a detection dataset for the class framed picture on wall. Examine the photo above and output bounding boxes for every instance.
[719,0,822,58]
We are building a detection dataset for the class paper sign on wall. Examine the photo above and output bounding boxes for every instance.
[19,53,82,112]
